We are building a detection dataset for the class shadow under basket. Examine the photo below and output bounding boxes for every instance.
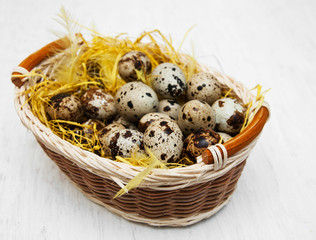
[12,38,269,227]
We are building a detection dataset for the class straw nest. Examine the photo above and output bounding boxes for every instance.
[12,23,269,226]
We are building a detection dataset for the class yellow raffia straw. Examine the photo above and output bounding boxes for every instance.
[219,135,223,144]
[185,41,199,81]
[114,147,166,198]
[177,25,196,52]
[223,88,233,98]
[110,51,123,90]
[240,84,270,132]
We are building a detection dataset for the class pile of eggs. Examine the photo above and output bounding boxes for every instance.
[46,51,246,164]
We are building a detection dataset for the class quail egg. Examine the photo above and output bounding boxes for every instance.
[109,129,144,158]
[46,93,84,122]
[187,72,221,105]
[151,63,186,98]
[138,112,172,132]
[144,119,183,163]
[82,119,105,138]
[118,51,152,82]
[177,100,216,135]
[112,115,138,130]
[212,98,245,135]
[115,81,158,122]
[98,123,126,156]
[157,99,181,120]
[81,88,116,120]
[182,129,221,161]
[218,132,233,143]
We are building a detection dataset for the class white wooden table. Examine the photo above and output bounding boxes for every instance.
[1,0,315,239]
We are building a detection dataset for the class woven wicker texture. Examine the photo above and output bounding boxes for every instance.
[38,140,246,226]
[13,39,269,226]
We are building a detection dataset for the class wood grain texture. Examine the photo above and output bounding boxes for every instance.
[1,0,316,239]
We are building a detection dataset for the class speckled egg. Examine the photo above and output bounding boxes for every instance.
[98,123,126,156]
[157,99,181,120]
[182,129,221,161]
[112,115,138,130]
[151,63,186,98]
[212,98,245,135]
[138,112,172,132]
[81,89,116,120]
[187,72,221,105]
[144,119,183,163]
[46,93,84,122]
[218,132,233,143]
[82,119,105,138]
[177,100,216,135]
[118,51,152,82]
[115,82,158,122]
[109,129,144,158]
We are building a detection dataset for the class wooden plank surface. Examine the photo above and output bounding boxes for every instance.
[1,0,315,239]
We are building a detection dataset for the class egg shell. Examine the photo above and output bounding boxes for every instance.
[151,63,186,99]
[82,119,105,138]
[115,82,158,122]
[109,129,144,158]
[112,115,138,130]
[98,123,126,156]
[46,93,84,122]
[81,89,116,120]
[218,132,233,143]
[118,51,152,82]
[157,99,181,120]
[182,129,221,161]
[143,119,183,163]
[187,72,221,105]
[212,98,245,135]
[138,112,172,132]
[177,100,216,135]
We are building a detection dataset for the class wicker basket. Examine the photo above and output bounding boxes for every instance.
[12,38,269,227]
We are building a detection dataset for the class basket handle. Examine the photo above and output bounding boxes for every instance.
[11,37,70,88]
[201,106,269,164]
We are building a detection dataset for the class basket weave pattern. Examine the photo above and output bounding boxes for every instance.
[13,39,269,226]
[39,140,246,221]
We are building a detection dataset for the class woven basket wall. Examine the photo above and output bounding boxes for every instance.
[12,38,269,227]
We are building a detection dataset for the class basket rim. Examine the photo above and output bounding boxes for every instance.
[12,37,270,189]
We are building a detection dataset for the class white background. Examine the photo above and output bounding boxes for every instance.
[1,0,316,239]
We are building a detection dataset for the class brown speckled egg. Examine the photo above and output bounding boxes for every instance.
[98,123,126,156]
[212,98,245,135]
[157,99,181,120]
[118,51,152,82]
[187,72,221,105]
[138,112,172,132]
[46,93,84,122]
[182,129,221,161]
[109,129,144,158]
[143,119,183,163]
[218,132,233,143]
[177,100,216,135]
[115,82,158,122]
[81,89,116,120]
[82,119,105,138]
[151,63,186,99]
[112,115,138,130]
